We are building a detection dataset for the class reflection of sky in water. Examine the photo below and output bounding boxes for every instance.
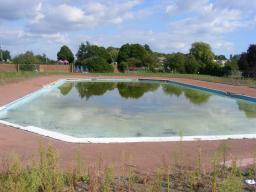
[0,81,256,138]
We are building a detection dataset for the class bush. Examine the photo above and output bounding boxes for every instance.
[118,62,128,72]
[19,64,36,72]
[84,57,114,73]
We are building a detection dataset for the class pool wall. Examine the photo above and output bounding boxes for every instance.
[0,77,256,144]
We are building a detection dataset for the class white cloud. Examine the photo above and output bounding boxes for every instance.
[56,4,85,23]
[27,0,143,34]
[30,2,45,24]
[0,0,41,20]
[0,0,255,58]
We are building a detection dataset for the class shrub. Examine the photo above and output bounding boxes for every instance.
[118,62,128,72]
[85,57,114,73]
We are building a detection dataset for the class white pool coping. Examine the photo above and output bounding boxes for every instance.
[0,77,256,144]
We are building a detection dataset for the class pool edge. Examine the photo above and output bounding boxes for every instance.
[0,77,256,144]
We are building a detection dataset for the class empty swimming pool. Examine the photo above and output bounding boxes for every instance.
[0,78,256,143]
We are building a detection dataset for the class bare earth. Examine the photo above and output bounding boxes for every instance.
[0,74,256,173]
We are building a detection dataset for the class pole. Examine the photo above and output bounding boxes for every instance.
[0,44,3,63]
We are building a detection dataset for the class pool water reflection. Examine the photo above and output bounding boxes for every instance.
[0,80,256,138]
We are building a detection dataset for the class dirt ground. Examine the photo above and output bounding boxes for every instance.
[0,74,256,174]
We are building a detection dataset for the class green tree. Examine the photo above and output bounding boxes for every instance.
[76,43,87,61]
[57,45,74,63]
[130,44,147,62]
[215,55,227,60]
[118,62,129,72]
[144,44,152,53]
[36,54,55,64]
[238,44,256,77]
[189,42,214,68]
[164,53,186,73]
[117,44,131,63]
[85,57,114,73]
[13,51,40,71]
[143,54,159,72]
[107,47,119,63]
[185,55,200,74]
[76,42,111,63]
[117,43,148,69]
[238,53,248,72]
[0,50,11,62]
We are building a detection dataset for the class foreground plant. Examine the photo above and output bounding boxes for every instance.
[0,144,254,192]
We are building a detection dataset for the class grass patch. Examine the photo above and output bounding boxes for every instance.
[92,72,256,88]
[0,72,69,85]
[0,71,255,88]
[0,144,255,192]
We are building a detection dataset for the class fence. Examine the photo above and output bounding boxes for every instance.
[0,64,18,72]
[0,64,73,73]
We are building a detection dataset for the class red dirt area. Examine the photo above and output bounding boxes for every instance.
[0,74,256,174]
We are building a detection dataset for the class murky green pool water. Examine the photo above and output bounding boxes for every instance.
[0,80,256,138]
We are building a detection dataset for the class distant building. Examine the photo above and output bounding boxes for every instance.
[213,59,227,66]
[57,60,69,65]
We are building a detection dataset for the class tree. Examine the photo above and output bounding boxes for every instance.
[215,55,227,60]
[185,55,200,74]
[76,42,112,64]
[238,44,256,77]
[144,44,152,53]
[164,53,186,73]
[117,43,148,68]
[143,54,158,72]
[76,43,87,61]
[107,47,119,63]
[36,54,55,64]
[189,42,214,68]
[13,51,40,64]
[238,53,249,71]
[247,44,256,65]
[0,50,11,62]
[57,45,74,64]
[13,51,40,71]
[130,44,147,62]
[118,62,128,72]
[84,56,114,73]
[117,44,131,63]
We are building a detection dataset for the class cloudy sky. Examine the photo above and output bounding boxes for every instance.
[0,0,255,59]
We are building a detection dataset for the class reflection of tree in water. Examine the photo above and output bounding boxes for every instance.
[75,82,115,100]
[183,89,211,105]
[162,84,211,105]
[237,101,256,118]
[58,83,73,96]
[117,83,159,99]
[162,84,182,97]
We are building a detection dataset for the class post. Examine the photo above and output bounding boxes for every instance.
[17,64,20,72]
[0,45,3,63]
[70,64,72,73]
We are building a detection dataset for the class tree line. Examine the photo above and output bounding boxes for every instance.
[0,42,256,78]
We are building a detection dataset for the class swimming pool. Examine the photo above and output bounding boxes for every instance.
[0,78,256,143]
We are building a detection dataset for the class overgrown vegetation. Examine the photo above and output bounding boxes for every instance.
[0,71,69,85]
[0,144,255,192]
[1,41,256,79]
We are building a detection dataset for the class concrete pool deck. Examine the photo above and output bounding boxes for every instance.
[0,74,256,172]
